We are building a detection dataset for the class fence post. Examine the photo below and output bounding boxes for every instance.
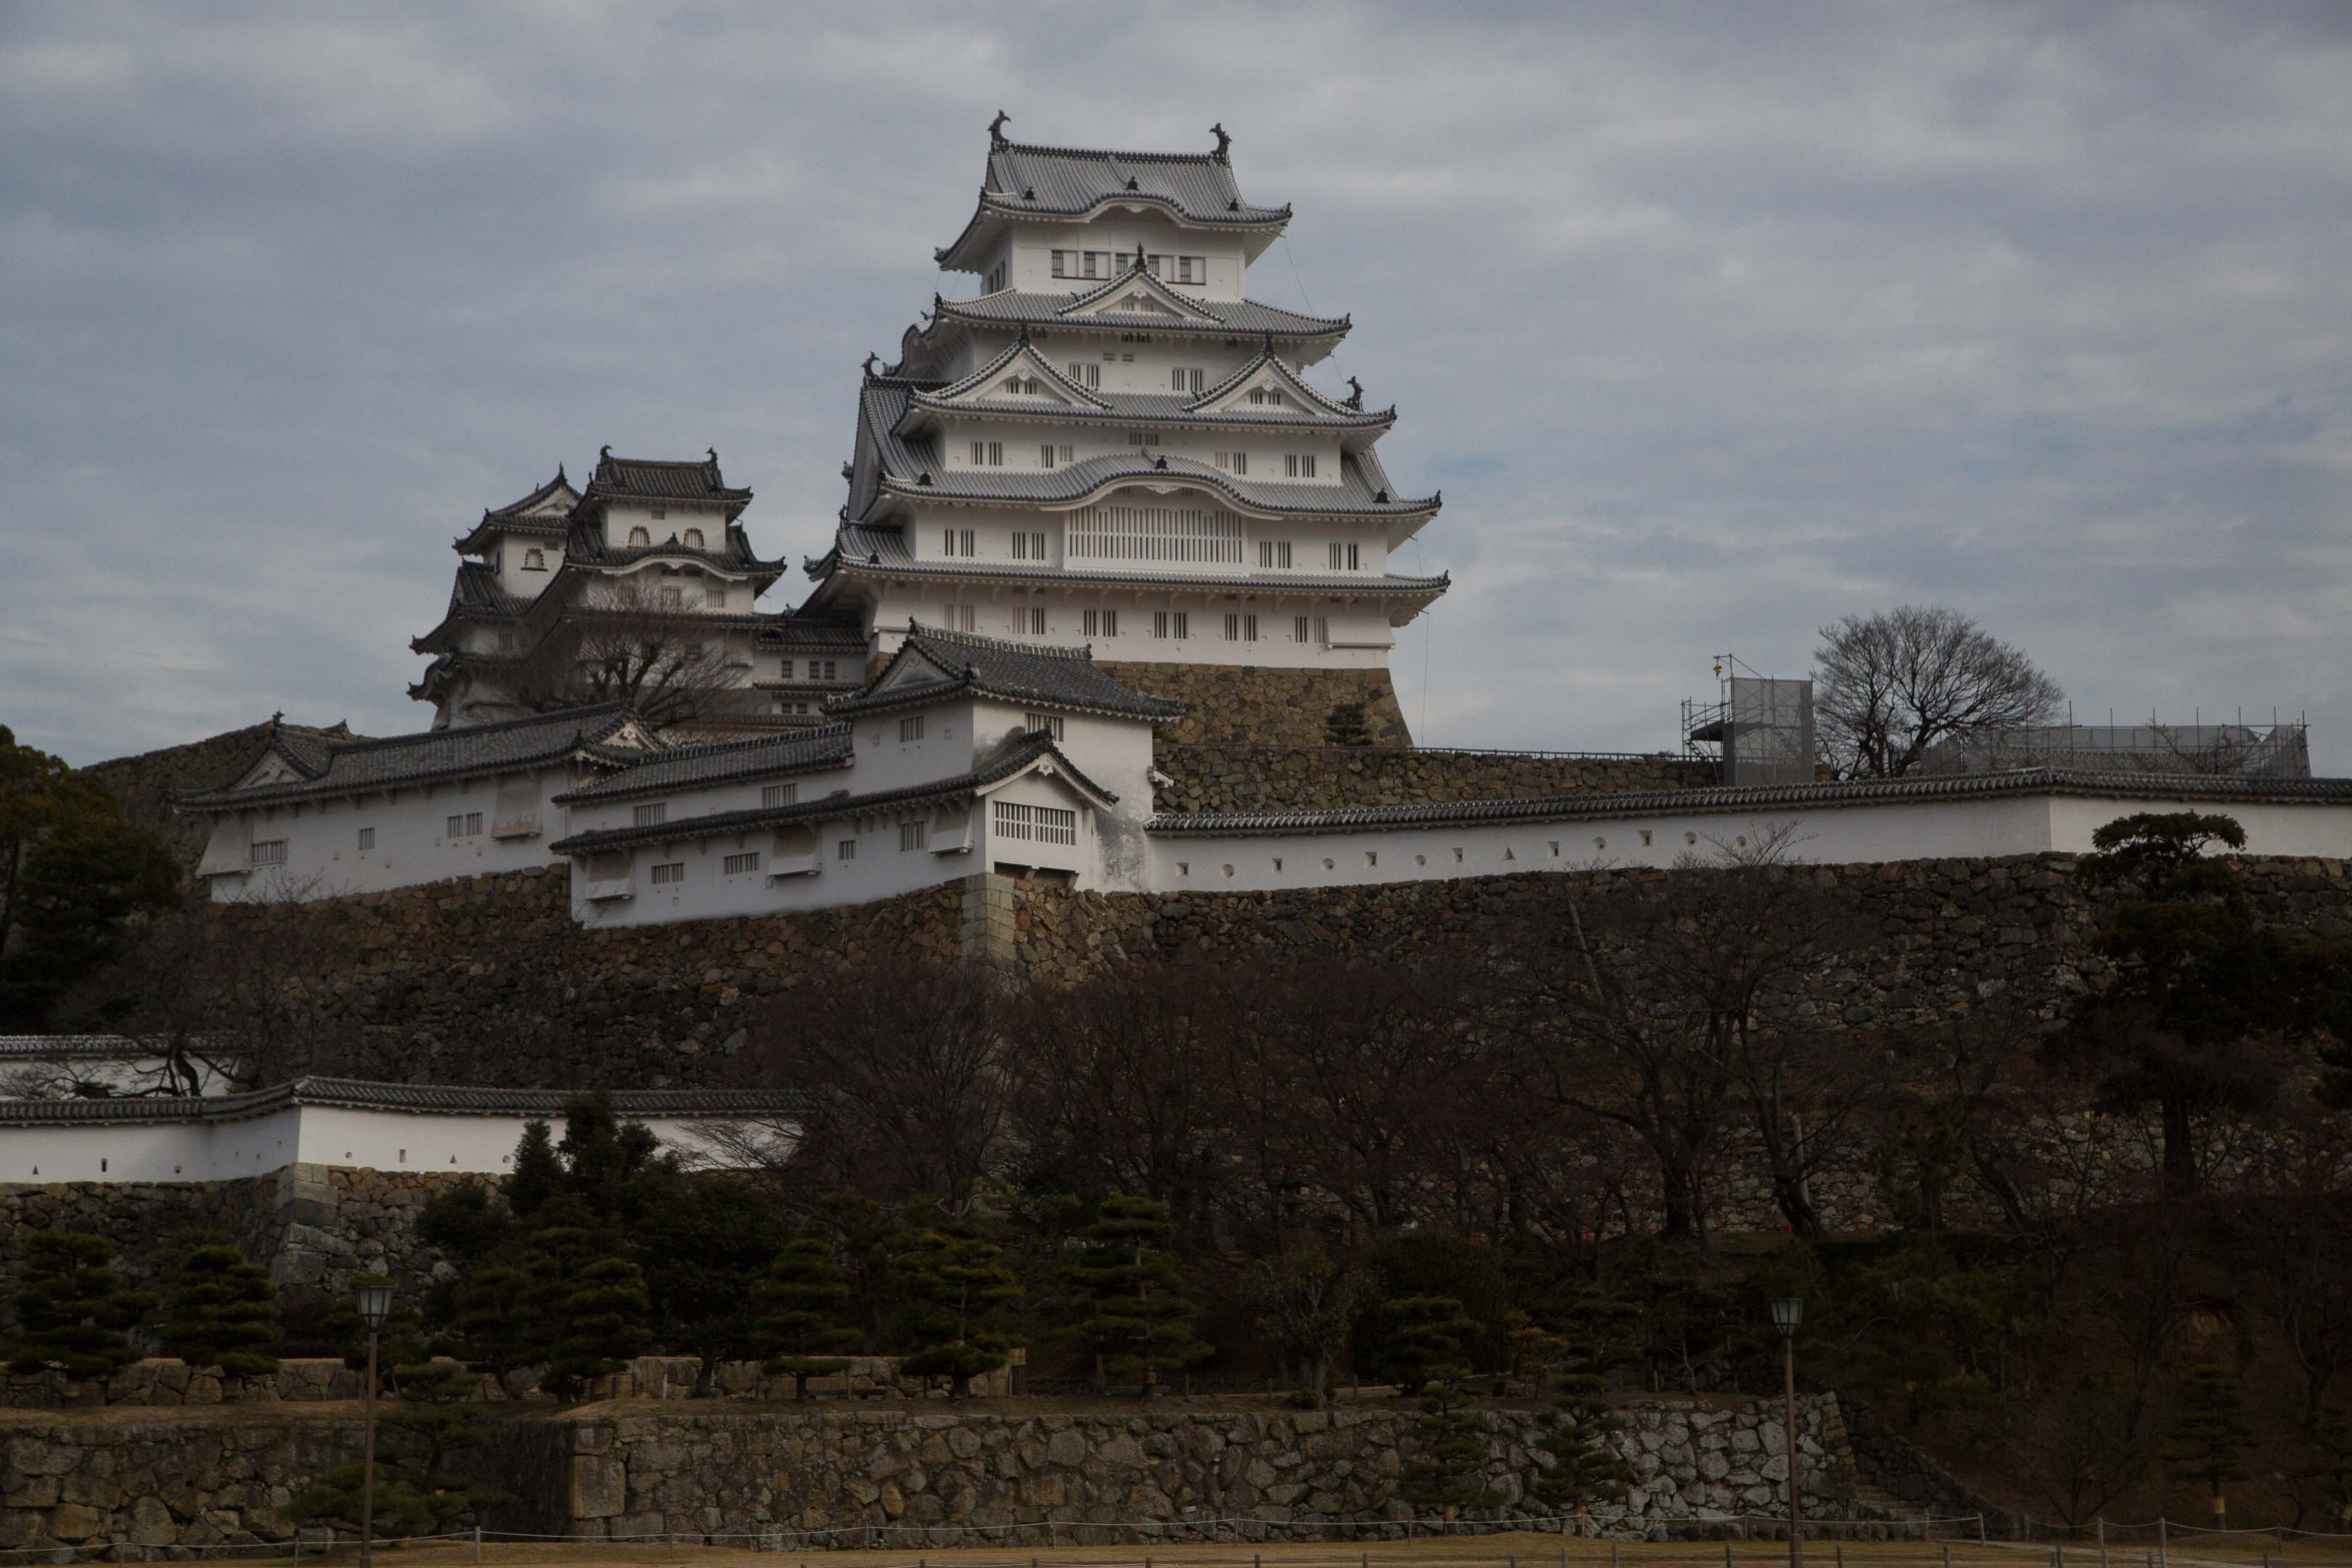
[1943,1543,1952,1568]
[1612,1541,1622,1568]
[2157,1519,2167,1568]
[473,1526,482,1564]
[1726,1535,1735,1568]
[1981,1515,1989,1545]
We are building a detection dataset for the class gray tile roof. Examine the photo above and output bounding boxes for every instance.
[937,132,1290,266]
[827,624,1184,722]
[928,288,1347,340]
[577,449,752,510]
[0,1035,185,1062]
[483,468,579,520]
[560,526,785,581]
[814,521,1450,597]
[555,726,854,804]
[0,1077,799,1126]
[853,380,1437,518]
[179,703,643,812]
[1148,767,2352,837]
[753,615,870,652]
[550,730,1115,855]
[901,340,1392,431]
[410,561,532,653]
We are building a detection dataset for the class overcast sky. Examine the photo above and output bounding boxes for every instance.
[5,3,2348,768]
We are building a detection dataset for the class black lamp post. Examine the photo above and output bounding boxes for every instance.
[354,1281,395,1568]
[1771,1297,1805,1568]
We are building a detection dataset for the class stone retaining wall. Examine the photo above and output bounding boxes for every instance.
[1100,663,1413,747]
[0,1397,1862,1554]
[1151,747,1715,816]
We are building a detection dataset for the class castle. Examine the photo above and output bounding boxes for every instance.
[179,123,2352,920]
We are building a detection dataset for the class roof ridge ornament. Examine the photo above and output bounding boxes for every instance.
[1345,376,1363,409]
[862,351,880,375]
[1211,122,1231,161]
[988,110,1010,148]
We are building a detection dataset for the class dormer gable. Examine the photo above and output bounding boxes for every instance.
[1055,261,1225,326]
[1190,346,1361,419]
[925,338,1111,412]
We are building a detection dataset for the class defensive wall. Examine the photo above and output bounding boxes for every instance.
[1150,746,1714,815]
[2,1395,1890,1552]
[1098,663,1415,747]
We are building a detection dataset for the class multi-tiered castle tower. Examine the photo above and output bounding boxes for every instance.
[801,118,1447,743]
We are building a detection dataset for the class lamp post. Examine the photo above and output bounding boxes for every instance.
[1771,1297,1805,1568]
[354,1281,395,1568]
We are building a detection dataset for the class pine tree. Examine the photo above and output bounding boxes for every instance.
[537,1238,652,1398]
[1072,1193,1212,1391]
[287,1357,507,1539]
[160,1238,281,1377]
[753,1233,859,1400]
[1323,701,1374,747]
[503,1120,564,1222]
[1379,1294,1480,1392]
[6,1231,150,1379]
[894,1227,1023,1401]
[1524,1281,1633,1523]
[1401,1381,1504,1519]
[450,1262,542,1384]
[2301,1405,2352,1530]
[2164,1363,2255,1525]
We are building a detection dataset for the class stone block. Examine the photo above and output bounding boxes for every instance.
[571,1455,626,1520]
[49,1502,106,1542]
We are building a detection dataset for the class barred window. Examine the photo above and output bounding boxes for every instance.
[761,783,799,809]
[250,838,287,867]
[522,549,546,570]
[1025,713,1066,740]
[1082,608,1117,637]
[1258,539,1291,568]
[837,838,858,862]
[899,821,929,852]
[994,801,1077,846]
[632,803,666,828]
[722,852,760,875]
[356,828,375,851]
[1068,502,1241,565]
[650,862,685,886]
[706,588,727,608]
[899,716,926,742]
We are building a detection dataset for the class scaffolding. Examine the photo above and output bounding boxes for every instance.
[1922,711,2311,779]
[1683,656,1817,787]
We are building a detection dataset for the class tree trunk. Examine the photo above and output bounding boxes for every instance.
[2160,1095,2200,1199]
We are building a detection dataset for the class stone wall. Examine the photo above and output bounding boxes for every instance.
[0,1165,476,1306]
[0,1411,359,1552]
[1153,746,1716,816]
[1101,663,1413,747]
[558,1395,1858,1542]
[0,1396,1863,1554]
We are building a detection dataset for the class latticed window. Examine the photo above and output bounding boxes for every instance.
[761,783,798,809]
[633,803,666,828]
[1068,503,1241,565]
[899,821,929,852]
[722,852,759,875]
[1025,713,1066,740]
[994,801,1077,846]
[650,862,685,886]
[250,838,287,867]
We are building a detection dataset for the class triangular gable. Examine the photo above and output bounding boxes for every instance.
[592,716,663,754]
[1056,264,1225,327]
[1189,348,1357,418]
[926,338,1110,412]
[973,749,1116,814]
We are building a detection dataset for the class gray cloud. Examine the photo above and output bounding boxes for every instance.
[4,1,2347,766]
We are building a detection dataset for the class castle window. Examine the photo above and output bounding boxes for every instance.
[942,528,976,558]
[837,838,857,862]
[250,838,287,867]
[993,800,1076,846]
[356,828,374,851]
[628,527,651,547]
[1640,830,1653,846]
[1010,531,1048,561]
[819,660,838,680]
[969,441,1004,467]
[658,587,683,608]
[1220,452,1251,475]
[1258,539,1291,568]
[1175,256,1204,284]
[1040,444,1057,469]
[761,783,799,809]
[683,528,705,548]
[444,813,483,839]
[1124,430,1161,447]
[1328,542,1361,571]
[1222,613,1257,642]
[723,852,760,875]
[706,588,727,609]
[632,803,667,828]
[1065,362,1101,388]
[1013,606,1046,636]
[943,603,976,632]
[899,716,926,743]
[899,820,929,852]
[1025,713,1066,740]
[522,548,546,570]
[780,659,794,680]
[1285,453,1318,478]
[650,508,667,521]
[1171,367,1204,393]
[650,862,685,886]
[1082,608,1116,637]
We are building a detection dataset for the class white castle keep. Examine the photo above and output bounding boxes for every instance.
[178,124,2352,921]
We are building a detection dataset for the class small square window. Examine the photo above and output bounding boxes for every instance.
[356,828,375,851]
[837,838,858,862]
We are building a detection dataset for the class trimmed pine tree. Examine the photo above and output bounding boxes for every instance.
[6,1230,151,1380]
[753,1233,859,1400]
[2165,1363,2255,1525]
[1073,1193,1212,1392]
[894,1227,1022,1402]
[161,1238,281,1377]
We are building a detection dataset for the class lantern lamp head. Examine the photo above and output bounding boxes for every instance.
[1771,1296,1804,1339]
[354,1281,395,1331]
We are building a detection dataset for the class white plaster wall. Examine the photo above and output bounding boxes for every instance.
[570,809,974,928]
[3,1106,794,1185]
[598,502,730,551]
[200,762,579,903]
[1002,221,1250,299]
[867,579,1402,670]
[493,537,564,600]
[568,764,859,835]
[942,415,1347,491]
[2046,796,2352,857]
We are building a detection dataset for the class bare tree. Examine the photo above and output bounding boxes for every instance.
[1815,604,2063,778]
[511,581,746,728]
[730,964,1007,1217]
